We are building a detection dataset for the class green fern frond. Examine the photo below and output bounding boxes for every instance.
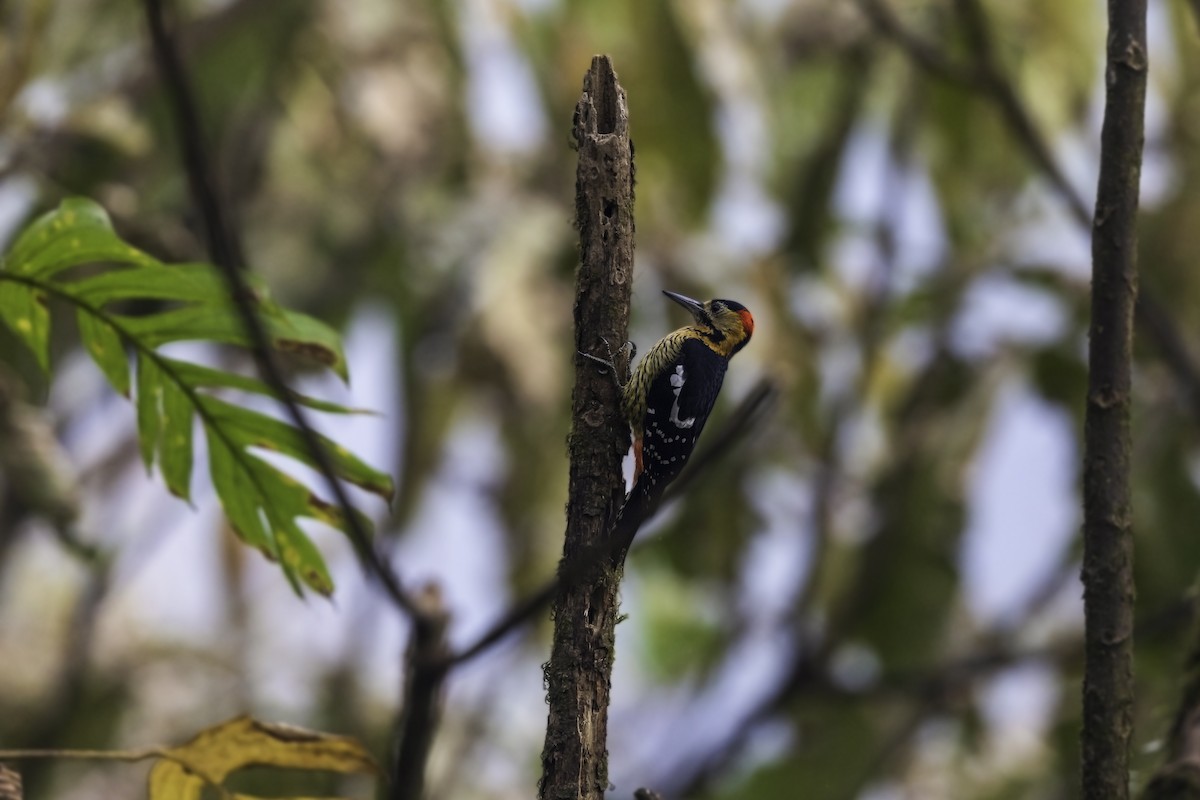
[0,198,393,595]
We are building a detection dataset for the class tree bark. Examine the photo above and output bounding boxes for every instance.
[539,56,635,800]
[1082,2,1147,799]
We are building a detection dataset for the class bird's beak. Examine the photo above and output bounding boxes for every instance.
[663,290,707,324]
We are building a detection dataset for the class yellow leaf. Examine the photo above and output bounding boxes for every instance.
[147,716,378,800]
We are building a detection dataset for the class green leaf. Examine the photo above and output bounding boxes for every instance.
[7,197,156,278]
[204,425,336,596]
[0,280,51,370]
[250,461,336,595]
[71,262,229,306]
[115,306,347,378]
[159,373,194,502]
[115,305,255,349]
[78,310,130,395]
[207,430,275,556]
[163,357,371,414]
[136,351,163,471]
[197,395,394,501]
[267,307,349,381]
[2,197,389,596]
[196,390,393,594]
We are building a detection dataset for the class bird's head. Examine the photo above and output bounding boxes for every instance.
[664,290,755,358]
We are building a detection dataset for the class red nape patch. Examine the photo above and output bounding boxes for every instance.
[738,309,755,336]
[633,435,644,482]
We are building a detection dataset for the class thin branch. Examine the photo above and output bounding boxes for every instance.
[854,0,967,83]
[666,336,1007,796]
[666,635,1067,797]
[142,0,246,271]
[794,71,920,624]
[1127,594,1200,799]
[443,380,778,669]
[140,0,423,620]
[858,0,1200,410]
[951,0,1092,227]
[1081,0,1146,796]
[1137,293,1200,420]
[389,589,451,800]
[0,747,168,762]
[855,0,1090,226]
[140,4,449,795]
[670,590,1195,800]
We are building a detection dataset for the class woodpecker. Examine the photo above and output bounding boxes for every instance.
[617,290,754,498]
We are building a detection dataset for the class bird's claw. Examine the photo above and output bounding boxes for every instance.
[580,336,633,388]
[579,351,617,372]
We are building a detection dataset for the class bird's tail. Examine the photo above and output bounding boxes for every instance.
[609,478,663,566]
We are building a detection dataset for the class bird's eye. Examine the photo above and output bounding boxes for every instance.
[711,301,725,313]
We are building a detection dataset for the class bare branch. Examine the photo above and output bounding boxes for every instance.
[140,0,423,619]
[444,380,777,669]
[856,0,1090,226]
[140,4,452,794]
[1142,607,1200,800]
[854,0,970,84]
[858,0,1200,439]
[389,588,451,800]
[1081,0,1146,796]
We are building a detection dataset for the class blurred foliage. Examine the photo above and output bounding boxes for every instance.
[0,0,1198,798]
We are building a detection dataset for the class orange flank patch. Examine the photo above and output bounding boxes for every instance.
[633,435,644,483]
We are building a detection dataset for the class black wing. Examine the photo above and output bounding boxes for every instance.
[639,338,728,491]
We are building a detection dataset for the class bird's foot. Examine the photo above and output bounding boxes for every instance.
[579,336,633,388]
